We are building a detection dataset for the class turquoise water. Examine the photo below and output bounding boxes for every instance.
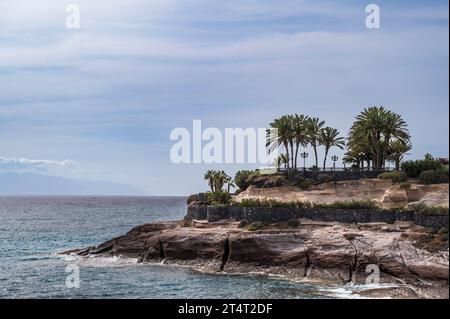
[0,196,333,299]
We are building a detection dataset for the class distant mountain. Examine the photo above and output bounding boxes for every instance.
[0,172,147,195]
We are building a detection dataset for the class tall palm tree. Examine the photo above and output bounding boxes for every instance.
[381,111,410,168]
[387,140,412,170]
[320,127,345,170]
[307,117,325,168]
[347,106,410,169]
[213,170,228,192]
[266,115,293,170]
[224,175,235,193]
[204,170,216,192]
[292,114,309,170]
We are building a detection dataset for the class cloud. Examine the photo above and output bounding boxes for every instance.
[0,0,448,195]
[0,157,76,170]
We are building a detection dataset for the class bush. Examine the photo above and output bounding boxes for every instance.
[317,174,333,184]
[238,219,249,228]
[401,154,443,178]
[297,178,312,190]
[237,198,379,210]
[399,182,412,189]
[207,191,232,205]
[439,165,449,175]
[234,170,258,191]
[418,170,449,185]
[186,193,208,205]
[315,200,380,210]
[410,203,449,216]
[246,221,265,231]
[286,219,301,228]
[237,199,312,209]
[377,171,408,183]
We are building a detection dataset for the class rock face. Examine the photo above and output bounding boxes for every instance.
[63,219,449,298]
[235,179,449,210]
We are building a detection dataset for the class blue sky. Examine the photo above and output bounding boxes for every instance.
[0,0,448,195]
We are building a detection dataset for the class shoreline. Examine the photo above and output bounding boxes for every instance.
[61,217,449,299]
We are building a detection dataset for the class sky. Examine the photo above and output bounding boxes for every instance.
[0,0,448,195]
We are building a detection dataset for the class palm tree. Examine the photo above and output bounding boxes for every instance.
[347,107,410,169]
[213,170,228,192]
[266,115,293,170]
[204,170,216,192]
[225,176,235,193]
[292,114,309,170]
[306,117,325,168]
[320,127,345,170]
[276,154,289,170]
[387,140,412,170]
[381,111,410,168]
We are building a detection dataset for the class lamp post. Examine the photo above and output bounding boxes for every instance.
[331,155,339,171]
[301,152,308,171]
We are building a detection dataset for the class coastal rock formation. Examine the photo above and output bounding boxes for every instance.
[235,179,449,209]
[63,219,449,298]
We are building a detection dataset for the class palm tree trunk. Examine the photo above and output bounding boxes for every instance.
[323,148,329,170]
[290,143,294,170]
[283,143,290,169]
[294,143,299,170]
[313,144,318,167]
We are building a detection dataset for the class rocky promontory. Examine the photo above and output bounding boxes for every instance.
[62,217,449,299]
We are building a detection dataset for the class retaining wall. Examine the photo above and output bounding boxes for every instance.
[186,204,448,230]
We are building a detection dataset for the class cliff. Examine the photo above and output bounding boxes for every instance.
[62,218,449,299]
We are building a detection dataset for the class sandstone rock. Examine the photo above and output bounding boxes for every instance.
[63,219,449,297]
[380,187,408,209]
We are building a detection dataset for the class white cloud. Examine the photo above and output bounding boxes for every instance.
[0,157,76,169]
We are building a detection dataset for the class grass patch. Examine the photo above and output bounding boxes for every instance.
[236,199,380,210]
[246,221,265,231]
[408,203,449,216]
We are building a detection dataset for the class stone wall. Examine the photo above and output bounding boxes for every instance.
[186,204,448,230]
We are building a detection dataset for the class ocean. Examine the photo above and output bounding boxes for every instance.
[0,195,354,299]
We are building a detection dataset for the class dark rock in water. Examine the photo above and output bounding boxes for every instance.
[61,219,449,298]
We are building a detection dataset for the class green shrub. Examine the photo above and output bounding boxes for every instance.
[314,200,380,210]
[234,170,259,191]
[237,198,379,210]
[439,165,449,175]
[246,221,265,231]
[377,171,408,183]
[238,219,248,228]
[401,154,443,178]
[286,219,301,228]
[418,170,449,185]
[410,203,449,216]
[207,191,232,205]
[297,178,312,190]
[399,182,412,189]
[237,199,312,209]
[317,174,333,184]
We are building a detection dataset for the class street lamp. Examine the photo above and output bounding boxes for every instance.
[301,152,308,171]
[331,155,339,171]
